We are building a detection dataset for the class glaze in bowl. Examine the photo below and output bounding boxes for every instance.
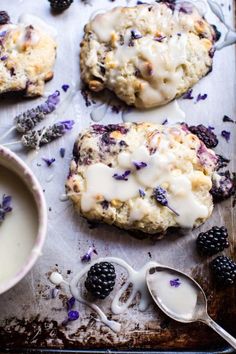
[0,145,47,294]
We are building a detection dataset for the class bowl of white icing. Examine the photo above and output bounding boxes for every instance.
[0,145,47,294]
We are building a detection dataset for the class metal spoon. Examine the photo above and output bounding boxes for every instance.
[146,265,236,350]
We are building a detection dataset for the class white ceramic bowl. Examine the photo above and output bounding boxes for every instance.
[0,145,47,294]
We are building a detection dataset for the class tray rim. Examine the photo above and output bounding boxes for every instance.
[0,346,235,353]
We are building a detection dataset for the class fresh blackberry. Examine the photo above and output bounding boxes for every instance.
[196,226,229,256]
[211,171,235,201]
[48,0,73,12]
[0,11,10,25]
[188,124,218,148]
[85,262,116,299]
[210,256,236,286]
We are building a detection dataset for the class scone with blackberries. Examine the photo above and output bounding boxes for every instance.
[66,123,218,235]
[80,2,218,108]
[0,11,57,97]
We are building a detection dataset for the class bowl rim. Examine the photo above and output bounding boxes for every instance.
[0,145,47,295]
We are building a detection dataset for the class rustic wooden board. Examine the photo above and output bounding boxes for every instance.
[0,0,235,351]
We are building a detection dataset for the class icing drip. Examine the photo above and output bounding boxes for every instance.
[70,257,159,332]
[122,100,186,124]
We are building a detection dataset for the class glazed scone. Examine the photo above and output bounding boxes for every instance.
[66,123,218,234]
[0,12,57,97]
[80,2,217,108]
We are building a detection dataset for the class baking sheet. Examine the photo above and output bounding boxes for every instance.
[0,0,235,351]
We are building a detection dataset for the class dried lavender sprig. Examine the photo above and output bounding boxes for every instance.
[153,187,179,216]
[15,91,60,133]
[21,120,74,149]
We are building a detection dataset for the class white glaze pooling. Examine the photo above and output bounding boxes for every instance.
[147,269,198,320]
[122,100,186,125]
[0,166,38,285]
[49,271,64,286]
[70,257,159,332]
[81,127,211,228]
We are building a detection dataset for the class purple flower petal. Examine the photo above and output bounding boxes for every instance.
[113,170,131,181]
[62,84,70,92]
[154,35,166,42]
[0,194,12,223]
[221,130,231,142]
[139,189,146,198]
[81,246,97,263]
[68,310,79,321]
[195,93,208,103]
[182,89,194,100]
[131,29,142,40]
[59,147,66,158]
[42,158,56,167]
[0,55,7,61]
[170,278,181,287]
[162,119,168,125]
[67,296,75,311]
[223,115,235,123]
[133,161,147,170]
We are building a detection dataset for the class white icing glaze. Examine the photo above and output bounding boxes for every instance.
[89,6,192,108]
[81,130,210,228]
[122,100,186,124]
[49,271,64,286]
[147,269,198,320]
[90,103,109,122]
[18,13,58,39]
[70,257,159,332]
[0,166,38,285]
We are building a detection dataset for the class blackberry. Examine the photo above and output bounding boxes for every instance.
[196,226,229,256]
[210,171,235,201]
[188,124,218,148]
[48,0,73,12]
[0,11,10,25]
[210,256,236,286]
[85,262,116,299]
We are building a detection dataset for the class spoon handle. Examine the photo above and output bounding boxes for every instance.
[202,315,236,350]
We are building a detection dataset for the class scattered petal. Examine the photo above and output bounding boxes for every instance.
[68,310,79,321]
[182,89,194,100]
[81,246,97,263]
[133,161,147,170]
[0,194,12,223]
[162,119,168,125]
[139,189,146,198]
[67,296,75,311]
[221,130,231,142]
[170,278,181,287]
[42,158,56,167]
[60,147,66,158]
[62,84,70,92]
[113,170,131,181]
[223,115,235,123]
[195,93,208,103]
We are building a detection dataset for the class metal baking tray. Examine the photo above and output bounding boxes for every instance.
[0,0,235,352]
